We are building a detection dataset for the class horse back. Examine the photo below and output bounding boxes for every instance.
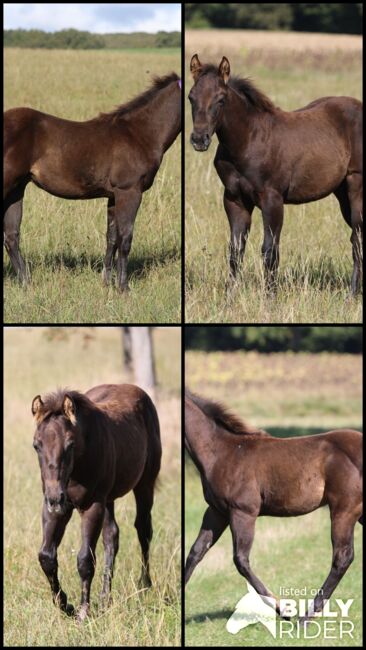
[86,383,161,497]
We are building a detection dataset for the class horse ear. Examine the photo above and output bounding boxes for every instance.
[190,53,202,80]
[63,394,77,426]
[32,395,44,422]
[218,56,230,84]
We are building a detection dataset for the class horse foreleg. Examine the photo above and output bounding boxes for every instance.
[4,190,28,284]
[113,187,142,292]
[223,189,253,283]
[77,502,105,622]
[100,502,119,608]
[261,189,284,293]
[38,502,74,615]
[185,506,228,585]
[102,198,118,286]
[230,508,283,616]
[300,509,359,623]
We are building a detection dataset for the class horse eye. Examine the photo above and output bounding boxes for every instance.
[188,94,193,103]
[33,441,40,452]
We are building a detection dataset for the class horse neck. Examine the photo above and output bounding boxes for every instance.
[216,87,269,152]
[129,82,181,155]
[185,403,221,475]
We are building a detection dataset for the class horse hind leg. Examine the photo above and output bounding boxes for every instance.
[347,173,363,295]
[133,480,156,589]
[4,186,28,284]
[300,507,360,623]
[100,501,119,608]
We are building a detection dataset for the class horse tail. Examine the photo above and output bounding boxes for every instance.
[141,392,162,487]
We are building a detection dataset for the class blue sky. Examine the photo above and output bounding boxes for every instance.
[4,3,181,33]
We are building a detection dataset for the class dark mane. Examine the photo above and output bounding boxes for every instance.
[38,389,95,418]
[229,76,276,113]
[98,72,179,121]
[197,64,275,113]
[186,389,267,436]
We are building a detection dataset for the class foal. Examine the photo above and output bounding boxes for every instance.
[185,389,362,622]
[4,73,181,289]
[32,384,161,621]
[189,55,362,294]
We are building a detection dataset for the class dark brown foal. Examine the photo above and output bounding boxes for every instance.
[4,73,181,290]
[32,384,161,621]
[185,390,362,621]
[189,55,362,294]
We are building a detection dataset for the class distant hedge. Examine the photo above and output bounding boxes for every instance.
[4,29,181,49]
[185,327,362,353]
[185,3,362,35]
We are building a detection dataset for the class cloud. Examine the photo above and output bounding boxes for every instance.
[4,3,181,33]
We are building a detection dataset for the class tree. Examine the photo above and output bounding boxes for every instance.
[121,327,156,398]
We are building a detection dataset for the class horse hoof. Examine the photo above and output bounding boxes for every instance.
[65,603,75,617]
[76,606,89,623]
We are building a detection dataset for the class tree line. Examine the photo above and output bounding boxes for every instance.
[185,3,362,34]
[185,327,362,353]
[4,28,181,49]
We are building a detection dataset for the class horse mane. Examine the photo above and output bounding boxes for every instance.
[229,76,276,113]
[97,72,179,121]
[196,64,276,113]
[186,389,268,437]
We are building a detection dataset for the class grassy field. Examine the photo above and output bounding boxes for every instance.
[4,326,181,646]
[184,31,362,323]
[185,350,362,646]
[4,49,181,324]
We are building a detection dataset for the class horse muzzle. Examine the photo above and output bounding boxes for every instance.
[45,491,69,515]
[190,131,211,152]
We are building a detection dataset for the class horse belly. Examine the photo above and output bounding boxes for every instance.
[262,474,326,516]
[286,147,348,203]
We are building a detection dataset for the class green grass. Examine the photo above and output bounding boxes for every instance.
[184,49,362,323]
[4,327,181,646]
[4,48,181,323]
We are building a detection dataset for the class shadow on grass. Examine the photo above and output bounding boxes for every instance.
[185,609,234,625]
[186,255,353,293]
[3,246,180,281]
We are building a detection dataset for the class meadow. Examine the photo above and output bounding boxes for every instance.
[184,31,362,323]
[4,326,181,646]
[185,350,362,646]
[4,48,181,324]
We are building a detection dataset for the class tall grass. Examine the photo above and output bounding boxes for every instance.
[184,36,362,323]
[4,49,181,323]
[4,327,181,646]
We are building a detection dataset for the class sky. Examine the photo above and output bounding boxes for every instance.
[4,3,181,33]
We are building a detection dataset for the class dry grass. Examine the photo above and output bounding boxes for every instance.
[185,29,362,56]
[185,350,362,429]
